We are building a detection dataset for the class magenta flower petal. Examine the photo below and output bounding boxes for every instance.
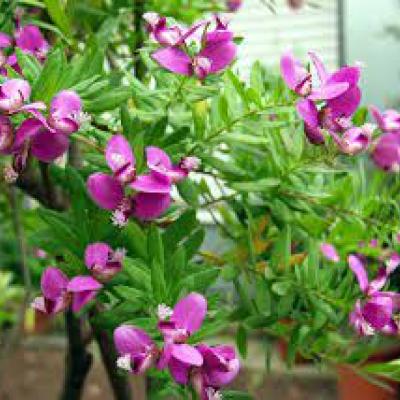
[304,123,325,145]
[326,86,361,118]
[49,90,82,134]
[68,276,102,312]
[0,79,31,112]
[106,134,135,173]
[362,295,393,330]
[146,146,172,169]
[114,325,154,355]
[328,66,361,87]
[372,133,400,172]
[280,50,310,93]
[227,0,242,12]
[133,192,171,220]
[0,32,12,48]
[387,253,400,275]
[308,82,349,101]
[152,47,192,76]
[41,267,69,300]
[15,25,49,59]
[87,173,124,210]
[0,115,14,154]
[12,118,42,151]
[348,255,369,293]
[370,106,400,133]
[337,126,371,155]
[171,343,203,367]
[308,51,329,84]
[199,40,237,74]
[320,243,340,263]
[68,276,103,292]
[296,99,318,127]
[30,130,70,162]
[171,292,207,335]
[85,242,112,270]
[114,325,156,374]
[368,267,388,295]
[169,356,192,384]
[131,174,171,194]
[198,344,240,387]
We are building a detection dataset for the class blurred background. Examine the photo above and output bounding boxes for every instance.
[1,1,400,399]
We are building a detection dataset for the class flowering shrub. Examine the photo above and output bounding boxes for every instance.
[1,1,400,399]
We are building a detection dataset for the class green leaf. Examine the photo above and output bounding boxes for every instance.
[15,48,41,83]
[232,178,280,192]
[223,391,253,400]
[287,325,310,367]
[32,47,64,102]
[84,87,133,113]
[236,324,248,358]
[148,225,164,267]
[43,0,72,38]
[177,180,200,207]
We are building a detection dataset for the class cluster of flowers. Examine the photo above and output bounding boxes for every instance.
[0,81,86,181]
[281,51,400,172]
[320,242,400,336]
[0,23,48,76]
[86,134,199,225]
[280,50,368,153]
[144,13,237,79]
[0,24,86,181]
[32,242,124,314]
[114,293,240,400]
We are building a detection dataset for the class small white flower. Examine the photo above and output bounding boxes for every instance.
[111,209,128,228]
[157,303,173,321]
[116,353,132,372]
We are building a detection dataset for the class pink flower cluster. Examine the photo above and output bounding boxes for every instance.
[0,23,49,76]
[320,242,400,336]
[32,242,123,315]
[0,81,85,181]
[369,106,400,172]
[114,293,240,400]
[87,134,199,224]
[280,51,368,154]
[145,13,237,80]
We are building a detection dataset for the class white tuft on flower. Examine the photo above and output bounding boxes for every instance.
[3,165,18,183]
[111,209,128,228]
[113,247,127,263]
[157,303,173,321]
[116,354,132,372]
[206,387,223,400]
[111,153,126,168]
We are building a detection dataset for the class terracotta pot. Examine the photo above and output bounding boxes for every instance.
[337,347,400,400]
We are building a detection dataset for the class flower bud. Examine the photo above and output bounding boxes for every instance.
[227,0,242,12]
[288,0,305,9]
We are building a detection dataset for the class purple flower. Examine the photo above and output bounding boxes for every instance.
[67,276,103,313]
[157,293,207,371]
[370,106,400,134]
[32,267,70,315]
[14,24,49,61]
[191,345,240,400]
[84,242,124,282]
[31,267,102,315]
[320,243,340,263]
[114,325,159,374]
[0,79,45,114]
[281,51,362,147]
[0,24,49,75]
[226,0,242,12]
[151,16,237,79]
[87,135,183,224]
[372,133,400,172]
[47,90,84,134]
[0,115,14,154]
[330,124,373,155]
[348,254,400,335]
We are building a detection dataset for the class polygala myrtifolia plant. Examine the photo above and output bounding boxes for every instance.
[0,0,400,399]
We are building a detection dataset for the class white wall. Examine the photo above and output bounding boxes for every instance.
[344,0,400,108]
[231,0,340,76]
